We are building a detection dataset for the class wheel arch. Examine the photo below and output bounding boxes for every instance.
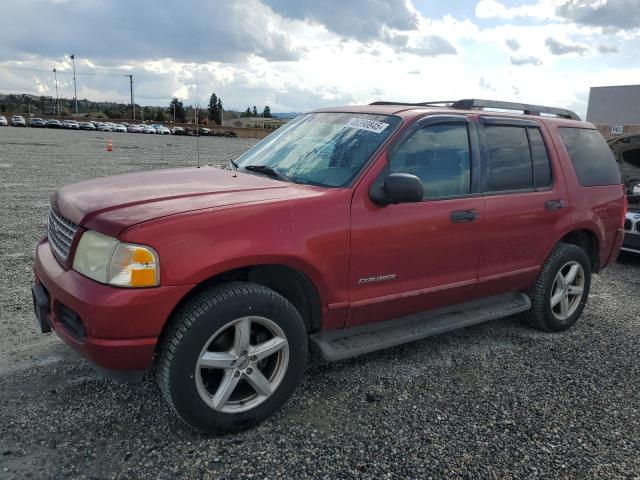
[157,263,323,354]
[555,228,600,273]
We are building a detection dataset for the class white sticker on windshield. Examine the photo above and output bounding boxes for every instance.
[345,118,389,134]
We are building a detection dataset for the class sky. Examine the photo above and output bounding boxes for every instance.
[0,0,639,118]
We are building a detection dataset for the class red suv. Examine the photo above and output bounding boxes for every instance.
[33,99,626,433]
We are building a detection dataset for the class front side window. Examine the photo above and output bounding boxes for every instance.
[235,113,401,187]
[389,123,471,199]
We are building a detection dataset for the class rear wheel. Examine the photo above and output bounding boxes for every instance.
[157,282,307,433]
[522,243,591,332]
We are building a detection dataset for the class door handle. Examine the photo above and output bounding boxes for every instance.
[545,200,565,211]
[450,209,479,223]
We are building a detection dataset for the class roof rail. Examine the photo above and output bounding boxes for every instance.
[370,99,581,120]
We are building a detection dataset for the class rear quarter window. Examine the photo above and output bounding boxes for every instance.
[558,127,621,186]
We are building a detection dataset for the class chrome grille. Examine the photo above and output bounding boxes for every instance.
[48,208,78,261]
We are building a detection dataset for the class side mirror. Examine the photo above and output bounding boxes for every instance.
[382,173,423,204]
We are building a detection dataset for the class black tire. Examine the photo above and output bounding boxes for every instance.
[522,243,592,332]
[157,282,307,434]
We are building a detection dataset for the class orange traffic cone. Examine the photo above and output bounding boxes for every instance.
[106,138,113,152]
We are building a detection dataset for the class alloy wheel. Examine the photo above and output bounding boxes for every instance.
[550,260,585,321]
[194,316,289,413]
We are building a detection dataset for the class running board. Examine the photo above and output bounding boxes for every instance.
[310,292,531,362]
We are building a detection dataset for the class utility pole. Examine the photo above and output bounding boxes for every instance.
[53,68,60,116]
[128,74,135,121]
[173,104,176,123]
[70,54,78,114]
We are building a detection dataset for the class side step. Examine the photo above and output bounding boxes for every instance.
[309,291,531,362]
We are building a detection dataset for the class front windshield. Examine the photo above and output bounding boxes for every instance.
[235,112,401,187]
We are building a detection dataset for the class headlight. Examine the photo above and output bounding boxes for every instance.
[72,231,159,288]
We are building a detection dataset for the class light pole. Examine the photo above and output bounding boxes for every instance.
[173,103,176,123]
[128,74,135,120]
[53,68,60,116]
[70,54,78,114]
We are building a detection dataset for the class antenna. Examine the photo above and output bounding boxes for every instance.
[195,67,201,168]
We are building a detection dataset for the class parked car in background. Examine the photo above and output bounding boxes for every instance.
[46,119,62,129]
[114,124,127,133]
[32,99,625,433]
[80,122,96,131]
[61,120,80,129]
[29,118,46,128]
[623,193,640,254]
[98,123,114,132]
[144,125,156,134]
[127,124,143,133]
[171,126,185,135]
[199,128,211,136]
[157,126,171,135]
[0,115,9,126]
[11,115,26,126]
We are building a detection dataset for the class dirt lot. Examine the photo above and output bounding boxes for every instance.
[1,126,640,479]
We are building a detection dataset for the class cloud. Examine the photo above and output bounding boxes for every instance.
[556,0,640,31]
[510,55,543,65]
[402,35,457,56]
[475,0,555,19]
[545,36,589,54]
[505,38,521,51]
[0,0,302,63]
[264,0,419,42]
[598,44,619,53]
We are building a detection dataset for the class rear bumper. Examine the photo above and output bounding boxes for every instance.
[34,238,193,373]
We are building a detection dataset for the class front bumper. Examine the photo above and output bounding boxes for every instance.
[34,238,193,373]
[621,230,640,254]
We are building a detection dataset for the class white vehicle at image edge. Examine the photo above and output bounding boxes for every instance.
[11,115,26,126]
[0,115,8,126]
[622,207,640,254]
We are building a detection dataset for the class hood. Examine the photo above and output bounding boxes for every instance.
[53,167,322,237]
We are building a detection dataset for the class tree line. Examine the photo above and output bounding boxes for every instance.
[241,105,272,118]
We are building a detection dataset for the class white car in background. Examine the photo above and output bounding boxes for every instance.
[98,123,114,132]
[157,126,171,135]
[11,115,27,126]
[127,124,143,133]
[144,125,156,134]
[113,124,127,133]
[0,115,8,126]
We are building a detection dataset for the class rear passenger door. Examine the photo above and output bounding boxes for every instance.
[476,117,568,296]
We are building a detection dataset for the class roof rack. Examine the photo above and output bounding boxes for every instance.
[370,99,581,120]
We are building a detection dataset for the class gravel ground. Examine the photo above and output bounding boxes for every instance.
[1,126,640,479]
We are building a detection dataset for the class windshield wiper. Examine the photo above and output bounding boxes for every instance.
[228,158,239,170]
[243,164,290,182]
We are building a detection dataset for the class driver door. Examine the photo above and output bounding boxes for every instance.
[348,116,485,327]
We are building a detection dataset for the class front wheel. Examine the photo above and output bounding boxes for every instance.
[522,243,592,332]
[157,282,307,433]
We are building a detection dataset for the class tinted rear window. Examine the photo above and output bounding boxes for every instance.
[484,126,532,191]
[558,128,621,186]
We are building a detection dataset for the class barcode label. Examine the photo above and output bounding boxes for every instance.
[345,118,389,134]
